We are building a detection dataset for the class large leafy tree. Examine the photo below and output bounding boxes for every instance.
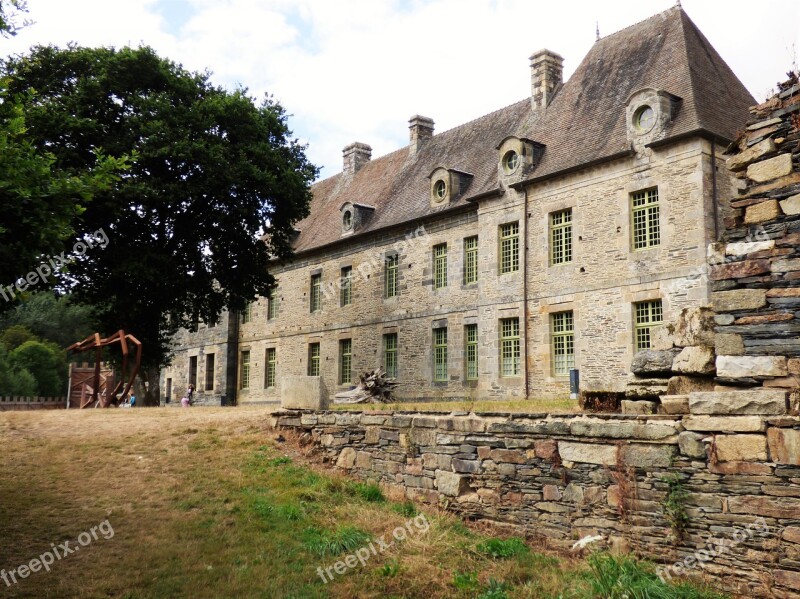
[2,45,317,404]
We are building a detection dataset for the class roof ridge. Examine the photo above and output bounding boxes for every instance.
[597,5,679,44]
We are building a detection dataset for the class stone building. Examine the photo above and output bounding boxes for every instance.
[162,6,755,406]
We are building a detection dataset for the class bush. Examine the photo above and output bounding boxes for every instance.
[9,339,65,395]
[476,537,529,559]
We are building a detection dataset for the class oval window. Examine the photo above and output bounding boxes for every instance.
[634,105,655,132]
[343,210,353,230]
[502,150,519,174]
[433,179,447,201]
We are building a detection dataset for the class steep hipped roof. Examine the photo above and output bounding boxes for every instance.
[291,6,754,254]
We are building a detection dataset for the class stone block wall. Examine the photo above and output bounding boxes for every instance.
[276,401,800,596]
[711,75,800,395]
[0,396,65,411]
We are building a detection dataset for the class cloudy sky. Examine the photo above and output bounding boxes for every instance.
[4,0,799,180]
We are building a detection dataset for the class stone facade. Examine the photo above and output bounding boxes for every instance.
[276,401,800,596]
[162,7,754,406]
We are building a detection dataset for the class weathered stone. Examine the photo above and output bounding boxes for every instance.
[452,458,480,473]
[672,307,717,347]
[768,428,800,465]
[689,390,787,415]
[562,483,584,503]
[422,452,451,470]
[714,313,735,325]
[488,449,527,464]
[672,346,716,375]
[711,258,771,279]
[439,418,486,433]
[789,358,800,375]
[355,451,372,469]
[410,428,436,446]
[659,394,689,415]
[435,470,470,497]
[783,527,800,544]
[666,376,715,395]
[774,569,800,591]
[678,431,706,458]
[649,325,674,351]
[726,137,776,171]
[708,461,773,475]
[558,441,617,466]
[734,311,795,324]
[620,400,657,414]
[625,378,668,399]
[716,355,788,378]
[569,420,677,440]
[336,447,356,469]
[729,495,800,519]
[280,375,328,409]
[714,434,767,461]
[780,193,800,216]
[364,427,380,444]
[763,377,799,388]
[746,117,782,131]
[746,153,793,183]
[631,349,680,375]
[683,415,765,432]
[772,258,800,273]
[725,239,776,256]
[711,289,767,312]
[620,444,675,468]
[534,439,559,461]
[714,333,744,359]
[744,200,781,224]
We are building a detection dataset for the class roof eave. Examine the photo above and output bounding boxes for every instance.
[509,149,636,189]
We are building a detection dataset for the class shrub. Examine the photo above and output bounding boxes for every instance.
[476,537,529,559]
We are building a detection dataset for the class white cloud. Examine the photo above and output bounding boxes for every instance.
[4,0,799,179]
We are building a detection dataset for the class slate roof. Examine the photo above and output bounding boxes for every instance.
[291,6,754,255]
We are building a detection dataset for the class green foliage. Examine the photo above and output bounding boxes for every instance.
[0,344,36,395]
[0,0,30,37]
[1,45,318,387]
[581,552,726,599]
[452,571,479,590]
[302,525,371,557]
[476,578,510,599]
[476,537,529,559]
[0,293,97,348]
[353,482,385,503]
[391,500,418,518]
[267,456,292,467]
[8,339,66,395]
[662,474,690,540]
[378,559,400,578]
[0,324,35,350]
[275,503,303,521]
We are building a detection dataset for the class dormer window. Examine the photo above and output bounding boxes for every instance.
[343,209,353,231]
[433,179,447,202]
[502,150,519,174]
[634,105,655,132]
[339,201,374,235]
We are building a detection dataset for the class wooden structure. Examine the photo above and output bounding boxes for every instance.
[66,330,142,408]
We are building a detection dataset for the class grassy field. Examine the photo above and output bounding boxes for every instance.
[0,407,727,598]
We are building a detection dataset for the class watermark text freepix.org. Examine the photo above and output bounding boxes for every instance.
[1,228,109,304]
[316,513,429,583]
[1,519,114,587]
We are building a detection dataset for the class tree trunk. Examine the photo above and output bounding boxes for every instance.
[137,366,161,407]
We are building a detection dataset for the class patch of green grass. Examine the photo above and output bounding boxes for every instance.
[353,482,385,502]
[276,503,304,521]
[476,578,511,599]
[476,537,529,559]
[580,552,727,599]
[267,455,292,466]
[379,559,400,577]
[391,500,418,517]
[303,525,372,557]
[453,571,479,590]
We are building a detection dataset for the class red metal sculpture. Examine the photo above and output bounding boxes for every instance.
[67,330,142,408]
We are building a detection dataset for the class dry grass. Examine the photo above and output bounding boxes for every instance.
[0,407,726,599]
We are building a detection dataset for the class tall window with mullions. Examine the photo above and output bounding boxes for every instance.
[383,333,398,378]
[551,312,574,376]
[433,327,448,381]
[631,188,660,249]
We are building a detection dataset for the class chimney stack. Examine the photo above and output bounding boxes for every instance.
[408,115,434,156]
[342,142,372,176]
[530,49,563,110]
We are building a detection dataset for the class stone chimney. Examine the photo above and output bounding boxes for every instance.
[530,49,564,110]
[342,142,372,176]
[408,115,434,157]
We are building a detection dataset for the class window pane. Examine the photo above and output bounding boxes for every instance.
[310,274,322,312]
[465,323,478,380]
[634,299,663,351]
[340,267,352,306]
[500,318,520,376]
[463,236,478,284]
[265,348,276,388]
[631,188,660,249]
[550,209,573,265]
[551,312,574,376]
[434,244,447,289]
[434,327,448,381]
[500,222,519,273]
[339,339,352,385]
[308,343,320,376]
[385,255,398,298]
[383,333,398,378]
[241,350,251,389]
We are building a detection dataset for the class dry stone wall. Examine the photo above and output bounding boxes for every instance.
[276,405,800,596]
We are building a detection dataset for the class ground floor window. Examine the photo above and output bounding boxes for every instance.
[265,348,276,388]
[240,350,250,389]
[205,353,214,390]
[500,318,520,376]
[634,299,663,351]
[308,343,320,377]
[465,324,478,380]
[339,339,352,385]
[551,312,574,376]
[434,327,448,381]
[383,333,397,378]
